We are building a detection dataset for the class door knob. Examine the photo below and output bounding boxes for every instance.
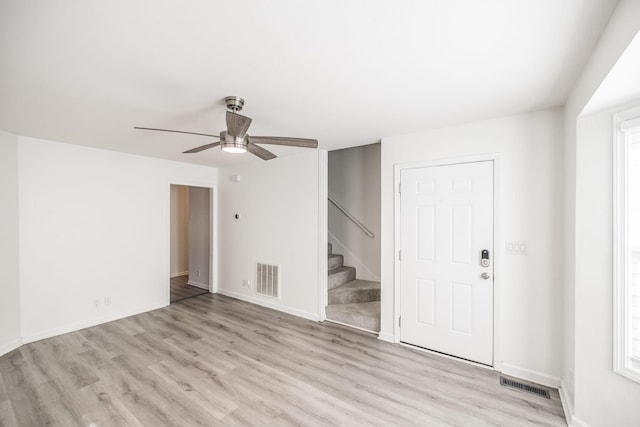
[481,272,491,280]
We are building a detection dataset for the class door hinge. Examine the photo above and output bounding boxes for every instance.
[399,316,401,327]
[398,183,401,194]
[398,250,402,261]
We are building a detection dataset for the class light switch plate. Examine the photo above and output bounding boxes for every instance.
[506,241,528,255]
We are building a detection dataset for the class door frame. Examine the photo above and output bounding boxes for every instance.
[318,150,329,321]
[393,153,502,370]
[166,181,218,306]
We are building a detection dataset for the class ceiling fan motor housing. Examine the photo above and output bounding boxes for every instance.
[224,96,244,112]
[220,131,246,153]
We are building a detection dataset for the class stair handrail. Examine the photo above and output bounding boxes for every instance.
[328,196,375,239]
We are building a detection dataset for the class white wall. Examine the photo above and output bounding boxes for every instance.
[170,184,189,277]
[328,143,380,281]
[218,151,320,320]
[188,186,211,289]
[381,108,564,386]
[19,137,217,342]
[563,1,640,424]
[572,104,640,427]
[0,130,21,356]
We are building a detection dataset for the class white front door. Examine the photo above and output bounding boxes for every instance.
[400,161,494,365]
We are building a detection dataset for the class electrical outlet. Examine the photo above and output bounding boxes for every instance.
[93,299,100,308]
[104,296,111,306]
[197,270,201,277]
[243,279,252,288]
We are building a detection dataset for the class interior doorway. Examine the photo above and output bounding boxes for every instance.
[170,184,212,303]
[325,143,381,332]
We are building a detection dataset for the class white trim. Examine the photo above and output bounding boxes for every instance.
[393,163,402,343]
[325,319,378,334]
[613,106,640,383]
[187,280,209,290]
[571,416,591,427]
[621,115,640,131]
[217,289,320,322]
[499,362,560,388]
[318,150,328,321]
[377,331,395,343]
[210,185,219,294]
[0,337,22,357]
[22,301,166,344]
[559,379,574,427]
[171,271,189,278]
[393,153,502,369]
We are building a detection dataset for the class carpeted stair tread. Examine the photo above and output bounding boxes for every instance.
[326,301,380,332]
[328,266,356,290]
[328,279,380,304]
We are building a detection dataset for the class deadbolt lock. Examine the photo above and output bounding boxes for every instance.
[481,249,490,267]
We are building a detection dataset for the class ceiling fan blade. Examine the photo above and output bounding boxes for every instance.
[134,127,220,138]
[248,136,318,148]
[226,111,252,138]
[246,141,277,160]
[183,141,221,153]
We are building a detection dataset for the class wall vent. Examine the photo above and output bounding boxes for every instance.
[256,262,280,298]
[499,377,550,399]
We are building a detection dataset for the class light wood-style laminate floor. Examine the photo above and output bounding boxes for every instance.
[170,275,208,303]
[0,294,566,426]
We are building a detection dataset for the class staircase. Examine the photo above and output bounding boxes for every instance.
[326,243,380,332]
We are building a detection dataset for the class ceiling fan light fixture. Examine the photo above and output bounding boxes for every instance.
[220,131,247,154]
[135,96,317,160]
[221,145,246,154]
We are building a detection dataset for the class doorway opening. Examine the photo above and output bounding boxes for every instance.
[170,184,212,303]
[325,143,381,332]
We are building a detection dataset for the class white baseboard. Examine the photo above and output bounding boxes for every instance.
[571,416,590,427]
[325,318,378,334]
[170,271,189,278]
[559,379,574,426]
[0,337,23,358]
[22,301,167,344]
[499,362,561,388]
[187,280,209,290]
[217,289,319,322]
[377,331,395,343]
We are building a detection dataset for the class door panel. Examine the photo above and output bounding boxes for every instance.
[400,161,493,365]
[416,279,436,326]
[417,206,436,261]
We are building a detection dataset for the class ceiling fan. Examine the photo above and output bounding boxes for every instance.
[134,96,318,160]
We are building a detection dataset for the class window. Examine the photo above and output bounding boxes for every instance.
[614,107,640,383]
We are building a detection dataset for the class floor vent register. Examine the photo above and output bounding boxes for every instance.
[499,376,550,399]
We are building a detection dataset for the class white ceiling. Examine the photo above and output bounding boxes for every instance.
[0,0,618,167]
[583,30,640,115]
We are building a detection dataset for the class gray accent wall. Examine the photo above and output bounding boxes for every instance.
[188,186,211,289]
[328,143,381,281]
[170,185,189,277]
